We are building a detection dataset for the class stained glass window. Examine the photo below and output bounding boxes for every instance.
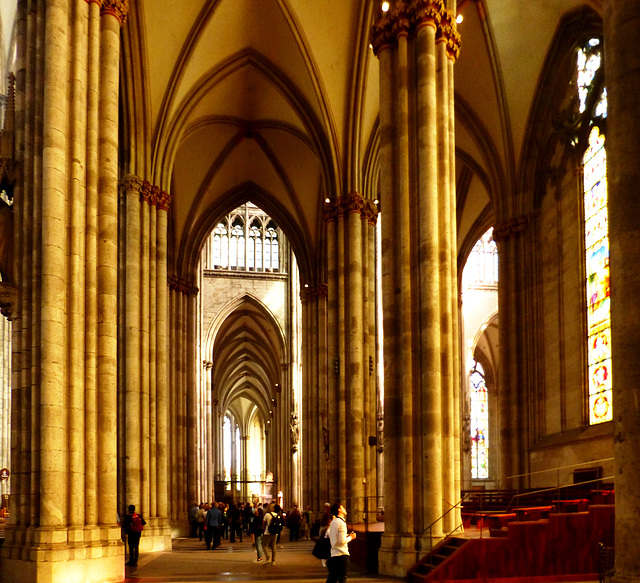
[578,38,612,425]
[470,360,489,479]
[584,126,612,424]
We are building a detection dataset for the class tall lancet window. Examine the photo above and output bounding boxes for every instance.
[577,38,612,425]
[470,360,489,479]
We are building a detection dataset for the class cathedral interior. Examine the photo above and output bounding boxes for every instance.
[0,0,639,582]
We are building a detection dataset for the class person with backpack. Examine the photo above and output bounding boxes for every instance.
[123,504,146,567]
[261,503,284,565]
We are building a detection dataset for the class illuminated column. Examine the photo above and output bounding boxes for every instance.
[7,1,129,581]
[323,194,378,520]
[372,0,461,576]
[118,177,172,549]
[604,4,640,583]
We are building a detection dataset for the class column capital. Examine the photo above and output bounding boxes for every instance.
[492,215,536,242]
[168,275,199,297]
[119,176,172,211]
[436,9,461,61]
[323,194,379,224]
[371,1,458,57]
[156,189,172,212]
[100,0,129,25]
[120,174,144,193]
[301,283,328,302]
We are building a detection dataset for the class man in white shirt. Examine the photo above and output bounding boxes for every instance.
[326,502,356,583]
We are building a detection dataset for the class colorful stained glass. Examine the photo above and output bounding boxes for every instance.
[577,39,601,114]
[470,361,489,479]
[584,126,612,425]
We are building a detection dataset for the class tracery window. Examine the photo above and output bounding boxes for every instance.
[469,360,489,479]
[577,38,612,425]
[207,203,284,273]
[463,228,498,287]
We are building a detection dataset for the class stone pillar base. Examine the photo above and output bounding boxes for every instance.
[138,520,173,553]
[377,533,421,578]
[0,525,125,583]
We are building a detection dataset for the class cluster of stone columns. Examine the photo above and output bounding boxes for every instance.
[371,0,461,576]
[492,216,532,486]
[301,282,329,511]
[6,1,127,581]
[168,275,199,525]
[319,192,379,522]
[118,176,172,550]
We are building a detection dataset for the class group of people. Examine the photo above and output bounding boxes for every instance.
[122,498,357,582]
[189,500,310,565]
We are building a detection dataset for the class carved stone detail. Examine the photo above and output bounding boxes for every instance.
[168,275,199,296]
[100,0,129,25]
[371,0,460,62]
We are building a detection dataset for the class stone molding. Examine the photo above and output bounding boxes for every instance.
[371,0,461,60]
[323,193,379,224]
[168,275,199,297]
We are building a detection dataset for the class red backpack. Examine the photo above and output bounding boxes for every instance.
[131,513,144,533]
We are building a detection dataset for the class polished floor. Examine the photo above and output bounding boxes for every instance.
[124,535,404,583]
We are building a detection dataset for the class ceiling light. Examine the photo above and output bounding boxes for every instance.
[382,1,390,12]
[456,14,463,24]
[325,197,331,203]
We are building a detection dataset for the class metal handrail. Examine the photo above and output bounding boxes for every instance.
[505,457,614,481]
[506,474,615,512]
[417,493,469,567]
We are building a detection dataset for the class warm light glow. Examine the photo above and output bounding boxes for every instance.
[381,1,390,12]
[325,198,331,203]
[456,14,463,24]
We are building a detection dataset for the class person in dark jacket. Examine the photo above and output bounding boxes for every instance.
[122,504,146,567]
[204,503,222,549]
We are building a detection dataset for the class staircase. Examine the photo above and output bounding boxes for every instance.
[408,536,470,582]
[407,504,613,583]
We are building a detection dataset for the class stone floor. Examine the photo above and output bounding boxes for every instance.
[124,536,404,583]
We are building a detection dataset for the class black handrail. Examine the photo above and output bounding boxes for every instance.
[416,493,469,566]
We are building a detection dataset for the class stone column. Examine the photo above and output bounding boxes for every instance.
[301,283,328,511]
[604,3,640,583]
[6,1,129,581]
[118,176,172,549]
[323,193,378,518]
[493,217,530,487]
[156,191,170,520]
[372,0,461,576]
[168,276,198,529]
